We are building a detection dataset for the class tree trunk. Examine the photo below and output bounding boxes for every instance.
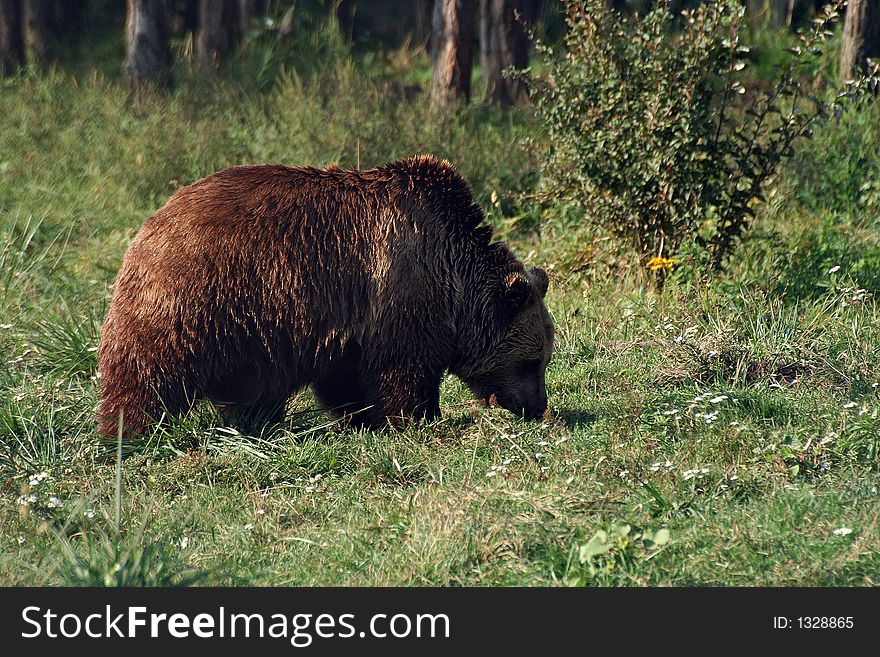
[125,0,171,86]
[840,0,880,79]
[335,0,354,39]
[479,0,528,105]
[22,0,51,66]
[414,0,434,43]
[0,0,22,76]
[198,0,240,73]
[238,0,264,43]
[430,0,477,108]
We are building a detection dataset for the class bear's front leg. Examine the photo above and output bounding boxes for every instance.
[216,400,288,434]
[364,366,442,428]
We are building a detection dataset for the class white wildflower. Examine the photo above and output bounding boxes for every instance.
[28,471,50,487]
[701,411,719,424]
[683,468,710,481]
[828,265,841,274]
[833,527,852,536]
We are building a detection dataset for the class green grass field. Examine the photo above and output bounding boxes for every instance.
[1,26,880,586]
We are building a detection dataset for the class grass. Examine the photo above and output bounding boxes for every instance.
[1,21,879,587]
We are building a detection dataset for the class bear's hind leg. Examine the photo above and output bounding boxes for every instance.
[98,317,196,440]
[98,377,192,440]
[98,394,156,441]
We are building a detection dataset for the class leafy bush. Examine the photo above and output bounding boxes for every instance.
[528,0,878,286]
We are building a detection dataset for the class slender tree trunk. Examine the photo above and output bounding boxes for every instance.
[414,0,433,43]
[430,0,477,108]
[0,0,23,75]
[840,0,880,79]
[479,0,528,105]
[238,0,264,43]
[198,0,239,72]
[125,0,171,86]
[197,0,225,72]
[22,0,51,66]
[335,0,354,39]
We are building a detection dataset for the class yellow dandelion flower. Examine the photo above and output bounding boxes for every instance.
[645,256,681,273]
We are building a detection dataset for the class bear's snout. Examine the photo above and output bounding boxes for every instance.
[522,396,547,421]
[497,389,547,422]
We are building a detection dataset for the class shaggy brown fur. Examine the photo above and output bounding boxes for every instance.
[97,155,553,438]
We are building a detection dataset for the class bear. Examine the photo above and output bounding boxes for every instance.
[97,155,553,439]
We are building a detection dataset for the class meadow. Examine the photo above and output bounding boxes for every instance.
[1,12,879,586]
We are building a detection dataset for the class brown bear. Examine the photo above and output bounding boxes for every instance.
[97,155,553,439]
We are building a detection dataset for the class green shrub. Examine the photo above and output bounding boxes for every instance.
[528,0,878,286]
[784,98,880,214]
[52,513,205,587]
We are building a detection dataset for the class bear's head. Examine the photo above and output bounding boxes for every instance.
[462,266,554,421]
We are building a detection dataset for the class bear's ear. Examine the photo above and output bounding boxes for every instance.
[503,271,533,309]
[528,267,549,298]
